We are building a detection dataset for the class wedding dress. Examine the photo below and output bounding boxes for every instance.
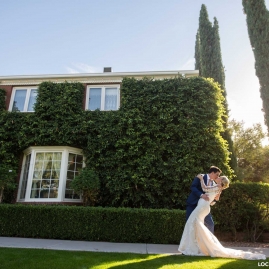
[178,178,266,260]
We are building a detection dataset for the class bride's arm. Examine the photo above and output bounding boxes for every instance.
[196,174,221,193]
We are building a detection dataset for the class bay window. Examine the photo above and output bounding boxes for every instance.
[17,146,84,202]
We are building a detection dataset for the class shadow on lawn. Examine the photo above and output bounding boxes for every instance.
[102,254,266,269]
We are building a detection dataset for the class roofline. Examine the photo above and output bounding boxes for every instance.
[0,70,199,86]
[0,70,198,80]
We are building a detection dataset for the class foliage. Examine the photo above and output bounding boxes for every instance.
[195,4,237,172]
[71,168,100,206]
[87,76,231,209]
[194,31,201,72]
[0,204,185,244]
[0,77,232,209]
[33,81,85,146]
[0,88,6,111]
[212,182,269,242]
[243,0,269,131]
[229,119,269,182]
[0,163,17,203]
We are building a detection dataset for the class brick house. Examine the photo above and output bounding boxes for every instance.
[0,69,198,204]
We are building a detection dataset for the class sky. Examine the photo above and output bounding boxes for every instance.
[1,0,268,140]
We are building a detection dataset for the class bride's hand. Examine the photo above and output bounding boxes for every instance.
[201,194,209,201]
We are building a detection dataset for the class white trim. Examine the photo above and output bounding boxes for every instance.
[0,70,199,86]
[86,84,120,111]
[17,153,31,202]
[18,146,84,203]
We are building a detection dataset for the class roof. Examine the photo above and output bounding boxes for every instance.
[0,70,199,85]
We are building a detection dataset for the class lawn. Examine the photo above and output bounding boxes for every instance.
[0,248,266,269]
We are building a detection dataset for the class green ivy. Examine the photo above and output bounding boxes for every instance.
[0,77,232,208]
[0,89,6,111]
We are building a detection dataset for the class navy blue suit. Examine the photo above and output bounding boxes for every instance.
[186,174,214,234]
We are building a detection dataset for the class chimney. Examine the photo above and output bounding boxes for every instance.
[103,67,112,73]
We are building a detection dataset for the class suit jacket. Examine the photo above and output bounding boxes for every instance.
[186,174,209,206]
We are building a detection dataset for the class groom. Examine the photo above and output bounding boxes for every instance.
[186,166,222,234]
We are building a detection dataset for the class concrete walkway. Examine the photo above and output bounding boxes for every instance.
[0,237,269,257]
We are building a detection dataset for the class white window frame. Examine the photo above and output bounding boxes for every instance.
[17,146,84,203]
[8,86,38,112]
[85,84,120,111]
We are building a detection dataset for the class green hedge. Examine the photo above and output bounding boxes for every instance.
[0,204,185,244]
[212,182,269,241]
[1,183,269,243]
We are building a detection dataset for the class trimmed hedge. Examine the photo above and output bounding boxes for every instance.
[0,204,185,244]
[1,182,269,243]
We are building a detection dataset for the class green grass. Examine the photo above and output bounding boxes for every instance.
[0,247,266,269]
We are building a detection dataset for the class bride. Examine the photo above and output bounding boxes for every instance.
[178,175,266,260]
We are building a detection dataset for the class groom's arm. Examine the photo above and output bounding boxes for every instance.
[190,176,210,201]
[190,177,204,198]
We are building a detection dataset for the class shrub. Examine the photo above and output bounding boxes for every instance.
[71,168,100,206]
[212,182,269,242]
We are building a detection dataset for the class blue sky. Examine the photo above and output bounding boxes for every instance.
[1,0,268,138]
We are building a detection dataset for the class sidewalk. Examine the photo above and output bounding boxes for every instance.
[0,237,269,257]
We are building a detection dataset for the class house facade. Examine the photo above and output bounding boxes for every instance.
[0,69,198,204]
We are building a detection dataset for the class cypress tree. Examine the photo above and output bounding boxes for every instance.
[198,5,213,79]
[242,0,269,130]
[194,31,201,73]
[195,4,237,172]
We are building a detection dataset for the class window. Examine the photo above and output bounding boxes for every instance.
[9,87,38,112]
[86,85,120,111]
[17,146,84,202]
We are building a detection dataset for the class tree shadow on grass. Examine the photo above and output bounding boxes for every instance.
[103,254,267,269]
[0,248,266,269]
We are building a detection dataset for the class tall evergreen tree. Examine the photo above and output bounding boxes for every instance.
[198,5,213,79]
[194,31,201,73]
[242,0,269,130]
[195,4,237,172]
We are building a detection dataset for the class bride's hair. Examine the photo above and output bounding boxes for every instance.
[220,176,230,189]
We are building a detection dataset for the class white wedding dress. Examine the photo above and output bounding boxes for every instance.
[178,179,266,260]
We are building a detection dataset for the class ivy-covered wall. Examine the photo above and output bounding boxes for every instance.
[0,76,232,209]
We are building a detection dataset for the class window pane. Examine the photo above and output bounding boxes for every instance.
[54,152,62,160]
[76,155,83,164]
[12,90,27,112]
[32,180,41,189]
[30,152,62,199]
[31,189,40,198]
[64,153,83,200]
[40,189,49,198]
[67,170,75,180]
[27,89,37,112]
[76,162,83,172]
[49,188,58,198]
[89,88,101,110]
[105,88,117,110]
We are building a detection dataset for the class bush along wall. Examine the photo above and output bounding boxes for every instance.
[0,204,185,244]
[0,76,232,208]
[212,182,269,242]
